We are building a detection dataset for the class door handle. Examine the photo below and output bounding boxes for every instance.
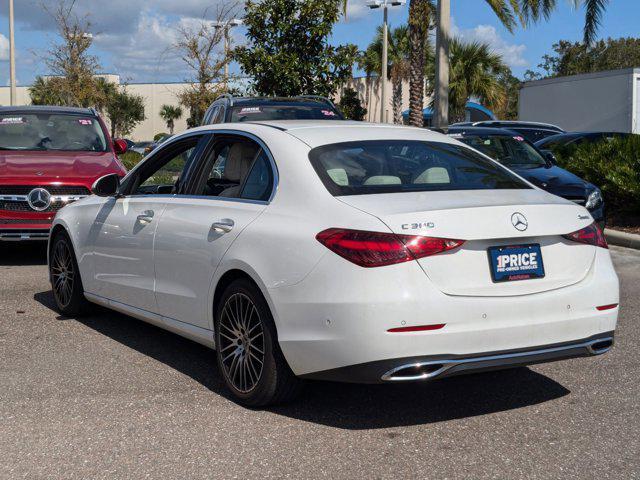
[211,219,234,233]
[137,210,154,224]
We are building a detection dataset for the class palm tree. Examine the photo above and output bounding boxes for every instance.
[357,48,380,122]
[412,0,609,127]
[159,104,183,135]
[365,25,413,124]
[428,38,507,123]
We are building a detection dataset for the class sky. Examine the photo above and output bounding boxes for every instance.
[0,0,638,87]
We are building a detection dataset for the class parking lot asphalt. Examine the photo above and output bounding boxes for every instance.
[0,243,638,480]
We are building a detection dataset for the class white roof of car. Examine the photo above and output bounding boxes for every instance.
[188,120,455,149]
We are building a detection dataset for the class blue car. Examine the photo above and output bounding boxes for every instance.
[447,126,605,226]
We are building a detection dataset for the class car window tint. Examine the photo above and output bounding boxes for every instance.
[196,140,261,198]
[241,151,273,201]
[309,140,529,196]
[461,135,547,167]
[133,140,199,195]
[230,105,340,122]
[0,113,107,152]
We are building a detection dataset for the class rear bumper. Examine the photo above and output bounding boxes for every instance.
[300,332,614,383]
[271,246,619,379]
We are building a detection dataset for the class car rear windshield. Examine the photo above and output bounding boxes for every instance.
[457,134,547,168]
[230,104,342,122]
[0,112,108,152]
[309,140,530,196]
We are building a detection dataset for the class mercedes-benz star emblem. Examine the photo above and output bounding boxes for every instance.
[27,188,52,212]
[511,212,528,231]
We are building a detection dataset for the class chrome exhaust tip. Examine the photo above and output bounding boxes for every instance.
[587,338,613,355]
[381,362,451,382]
[380,336,615,382]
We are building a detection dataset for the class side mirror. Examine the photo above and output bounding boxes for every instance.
[113,139,128,155]
[544,151,558,165]
[92,173,121,197]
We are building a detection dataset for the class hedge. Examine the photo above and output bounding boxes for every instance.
[552,135,640,215]
[119,151,143,171]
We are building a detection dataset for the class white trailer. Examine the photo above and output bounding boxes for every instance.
[519,68,640,133]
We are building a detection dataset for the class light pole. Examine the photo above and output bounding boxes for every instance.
[366,0,405,123]
[433,0,450,129]
[9,0,16,105]
[213,19,243,91]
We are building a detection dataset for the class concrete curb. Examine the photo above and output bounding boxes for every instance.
[605,228,640,250]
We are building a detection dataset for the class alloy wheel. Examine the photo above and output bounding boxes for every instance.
[218,293,265,393]
[51,240,75,308]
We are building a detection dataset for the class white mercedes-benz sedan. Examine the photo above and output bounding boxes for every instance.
[48,121,619,406]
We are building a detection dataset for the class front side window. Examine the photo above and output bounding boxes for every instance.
[0,112,107,152]
[128,138,201,195]
[459,135,547,168]
[309,140,529,196]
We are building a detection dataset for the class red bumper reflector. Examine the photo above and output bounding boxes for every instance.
[596,303,618,311]
[387,324,446,333]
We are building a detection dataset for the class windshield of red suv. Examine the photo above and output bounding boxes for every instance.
[0,113,108,152]
[230,104,342,122]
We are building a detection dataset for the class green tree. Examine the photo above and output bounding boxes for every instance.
[338,87,367,121]
[494,70,521,120]
[29,77,67,106]
[428,39,507,123]
[408,0,435,127]
[407,0,608,127]
[357,47,379,122]
[43,0,101,107]
[527,37,640,80]
[106,89,146,139]
[365,25,412,124]
[235,0,359,98]
[174,8,233,127]
[159,105,183,135]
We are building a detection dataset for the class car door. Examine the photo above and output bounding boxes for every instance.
[90,134,206,312]
[152,133,275,331]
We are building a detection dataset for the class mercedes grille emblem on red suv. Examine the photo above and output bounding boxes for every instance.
[27,188,52,212]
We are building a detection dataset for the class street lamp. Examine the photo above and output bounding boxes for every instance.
[213,19,243,90]
[367,0,405,123]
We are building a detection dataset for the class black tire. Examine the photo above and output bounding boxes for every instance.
[49,231,91,316]
[215,278,302,406]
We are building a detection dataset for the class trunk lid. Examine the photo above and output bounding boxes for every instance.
[338,189,596,296]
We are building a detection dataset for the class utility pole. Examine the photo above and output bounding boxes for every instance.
[433,0,450,129]
[9,0,17,105]
[367,1,405,123]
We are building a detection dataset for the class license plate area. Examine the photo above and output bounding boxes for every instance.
[488,244,545,283]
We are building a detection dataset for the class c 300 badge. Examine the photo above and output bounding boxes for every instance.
[401,222,435,230]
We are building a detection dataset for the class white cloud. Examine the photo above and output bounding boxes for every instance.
[452,23,529,68]
[94,12,183,82]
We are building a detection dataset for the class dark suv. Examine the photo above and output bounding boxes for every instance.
[450,120,564,144]
[201,95,344,125]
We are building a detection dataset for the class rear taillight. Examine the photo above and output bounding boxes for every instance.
[316,228,464,268]
[563,222,608,249]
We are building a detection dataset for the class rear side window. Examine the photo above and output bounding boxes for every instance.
[309,140,529,196]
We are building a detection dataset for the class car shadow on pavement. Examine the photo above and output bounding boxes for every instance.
[35,289,571,430]
[0,243,48,266]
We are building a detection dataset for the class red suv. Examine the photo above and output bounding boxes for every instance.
[0,106,127,240]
